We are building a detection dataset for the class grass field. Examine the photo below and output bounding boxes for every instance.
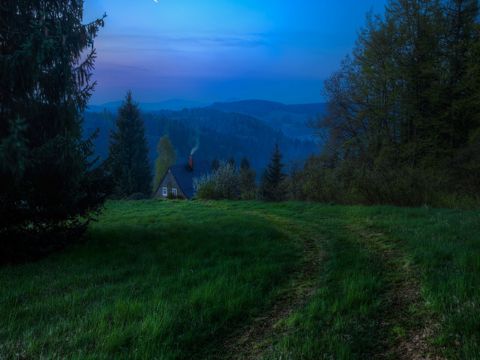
[1,201,479,359]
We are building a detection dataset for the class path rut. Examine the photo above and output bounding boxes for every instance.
[219,214,323,360]
[348,223,444,360]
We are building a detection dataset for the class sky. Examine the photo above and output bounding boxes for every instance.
[84,0,387,105]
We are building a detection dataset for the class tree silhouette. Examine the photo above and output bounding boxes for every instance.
[0,0,108,261]
[260,144,286,201]
[108,91,151,197]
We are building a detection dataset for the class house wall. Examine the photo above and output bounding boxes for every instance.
[155,170,186,199]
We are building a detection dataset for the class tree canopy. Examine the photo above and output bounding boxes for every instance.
[0,0,108,262]
[306,0,480,206]
[153,135,176,193]
[108,91,152,197]
[260,144,286,201]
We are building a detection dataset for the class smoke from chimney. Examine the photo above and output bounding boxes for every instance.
[190,137,200,156]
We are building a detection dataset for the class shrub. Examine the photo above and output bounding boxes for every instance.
[194,163,240,200]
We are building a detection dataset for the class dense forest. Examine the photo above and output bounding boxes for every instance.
[294,0,480,207]
[84,105,319,173]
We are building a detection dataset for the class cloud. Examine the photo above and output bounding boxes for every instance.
[96,32,269,53]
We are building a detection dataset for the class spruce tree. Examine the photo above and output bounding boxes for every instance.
[153,135,176,193]
[239,158,256,199]
[108,92,151,197]
[227,157,236,168]
[260,144,286,201]
[211,158,220,171]
[0,0,108,261]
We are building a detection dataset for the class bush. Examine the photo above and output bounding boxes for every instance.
[194,174,217,199]
[194,163,240,200]
[291,153,480,209]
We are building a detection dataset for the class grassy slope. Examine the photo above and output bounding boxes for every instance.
[0,201,301,359]
[262,204,480,359]
[0,201,479,359]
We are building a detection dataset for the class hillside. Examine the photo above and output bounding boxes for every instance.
[1,201,478,358]
[209,99,326,117]
[87,99,327,143]
[209,100,327,141]
[83,107,319,172]
[87,99,208,112]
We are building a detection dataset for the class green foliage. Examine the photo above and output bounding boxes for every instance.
[194,174,217,199]
[239,158,257,200]
[260,144,286,201]
[195,162,240,200]
[152,135,176,193]
[108,91,151,198]
[306,0,480,207]
[0,0,108,262]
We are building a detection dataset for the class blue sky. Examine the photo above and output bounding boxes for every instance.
[84,0,387,104]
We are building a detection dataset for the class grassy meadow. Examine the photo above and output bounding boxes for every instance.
[1,201,479,359]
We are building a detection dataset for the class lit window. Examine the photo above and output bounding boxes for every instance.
[172,188,178,197]
[162,187,168,197]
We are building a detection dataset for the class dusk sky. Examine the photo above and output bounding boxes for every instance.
[84,0,387,105]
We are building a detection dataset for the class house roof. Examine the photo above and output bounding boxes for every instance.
[167,161,211,199]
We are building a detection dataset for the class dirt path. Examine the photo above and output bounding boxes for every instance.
[348,224,444,360]
[218,212,443,360]
[219,214,323,360]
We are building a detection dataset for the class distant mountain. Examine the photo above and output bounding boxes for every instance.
[208,100,327,141]
[87,99,208,113]
[209,100,326,117]
[84,99,325,174]
[83,107,319,174]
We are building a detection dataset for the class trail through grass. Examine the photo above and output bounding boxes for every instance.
[221,211,324,359]
[258,205,479,359]
[1,201,478,359]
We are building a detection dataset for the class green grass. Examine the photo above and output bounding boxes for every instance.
[1,201,479,359]
[263,205,480,359]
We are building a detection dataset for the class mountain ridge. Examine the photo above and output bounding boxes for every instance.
[88,99,326,114]
[209,99,326,117]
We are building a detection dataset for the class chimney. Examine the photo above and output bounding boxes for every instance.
[188,155,194,170]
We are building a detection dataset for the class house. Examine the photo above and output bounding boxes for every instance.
[155,155,210,199]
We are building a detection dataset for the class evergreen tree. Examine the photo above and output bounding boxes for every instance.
[153,135,176,193]
[227,157,236,168]
[260,144,286,201]
[108,92,151,197]
[0,0,108,261]
[239,157,256,199]
[211,158,220,171]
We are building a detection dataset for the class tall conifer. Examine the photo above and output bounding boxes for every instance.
[260,144,286,201]
[108,92,151,197]
[0,0,108,260]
